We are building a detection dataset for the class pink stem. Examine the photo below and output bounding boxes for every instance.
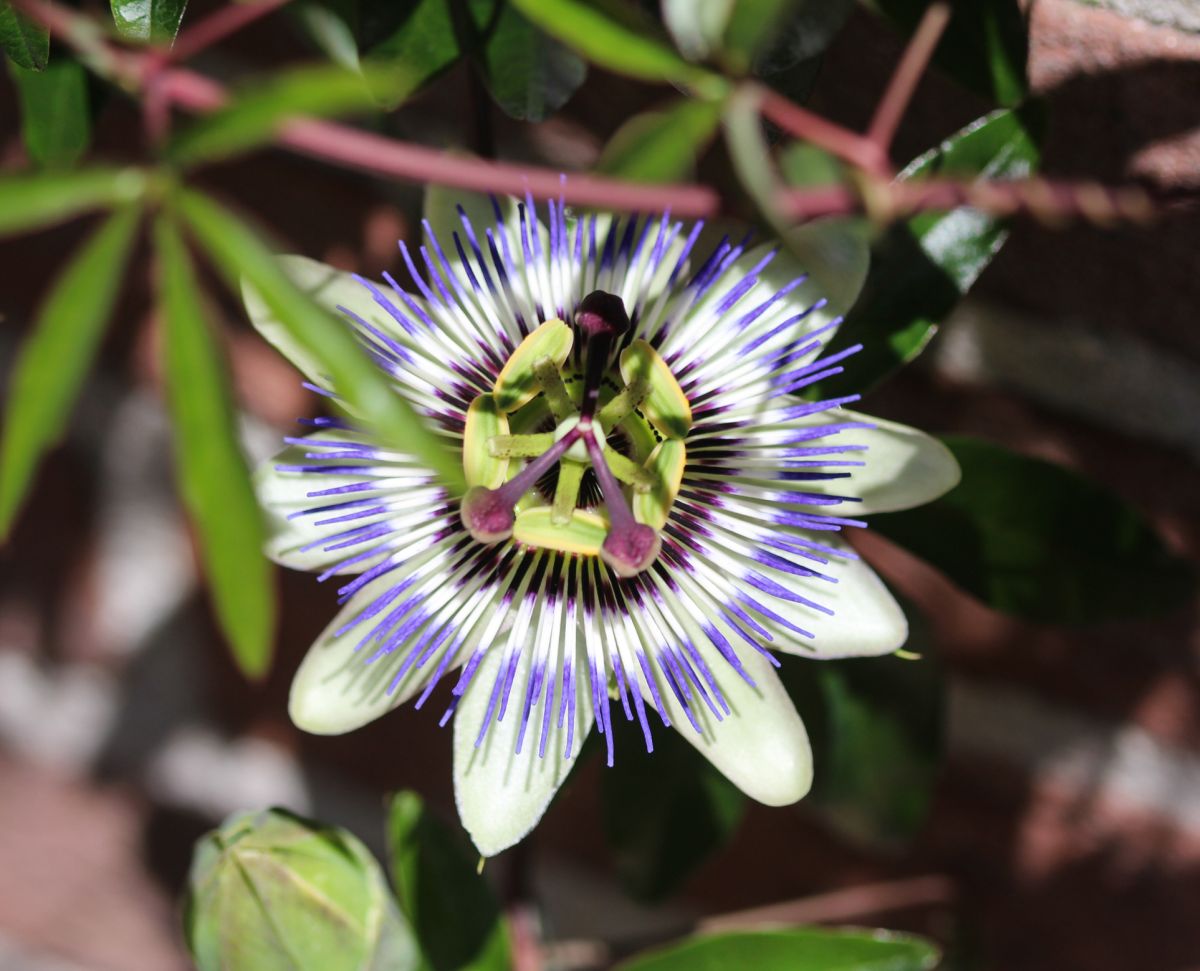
[867,1,953,152]
[759,86,891,177]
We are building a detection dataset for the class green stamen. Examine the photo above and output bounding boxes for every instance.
[534,357,576,422]
[603,447,657,493]
[597,376,650,431]
[552,460,585,525]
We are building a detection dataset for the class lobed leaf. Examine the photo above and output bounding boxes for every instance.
[169,63,409,166]
[8,55,92,168]
[0,167,147,237]
[176,188,466,493]
[155,215,276,679]
[0,206,141,537]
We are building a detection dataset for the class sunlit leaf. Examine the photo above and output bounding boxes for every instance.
[661,0,734,61]
[0,167,147,236]
[176,188,466,493]
[872,437,1198,623]
[617,927,940,971]
[596,97,722,183]
[0,0,48,70]
[509,0,725,95]
[155,215,275,679]
[387,791,510,971]
[0,206,140,537]
[109,0,188,43]
[815,105,1043,396]
[8,55,91,167]
[169,63,407,165]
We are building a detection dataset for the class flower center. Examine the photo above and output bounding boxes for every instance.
[458,291,691,577]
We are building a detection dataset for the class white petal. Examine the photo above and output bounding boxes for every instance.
[241,255,384,384]
[253,434,437,573]
[783,217,870,329]
[839,410,961,514]
[655,637,812,806]
[764,539,908,659]
[422,182,518,258]
[454,642,592,856]
[289,569,465,735]
[694,533,908,660]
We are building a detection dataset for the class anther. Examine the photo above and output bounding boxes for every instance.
[460,426,582,544]
[582,429,661,577]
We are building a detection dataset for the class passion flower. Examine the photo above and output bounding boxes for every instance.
[246,188,960,855]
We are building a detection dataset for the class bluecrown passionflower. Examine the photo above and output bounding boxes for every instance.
[245,187,960,856]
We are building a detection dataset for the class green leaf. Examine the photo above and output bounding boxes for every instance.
[109,0,188,43]
[872,437,1198,624]
[155,216,275,679]
[816,105,1043,397]
[0,206,140,538]
[8,55,92,168]
[870,0,1028,106]
[387,791,510,971]
[0,167,147,236]
[751,0,855,72]
[294,0,362,71]
[176,188,466,494]
[721,0,801,73]
[780,143,844,188]
[0,1,48,70]
[616,927,940,971]
[601,716,745,901]
[781,606,943,847]
[356,0,460,108]
[596,97,722,183]
[169,63,404,166]
[469,2,586,122]
[509,0,725,95]
[185,808,419,971]
[662,0,735,61]
[299,1,585,119]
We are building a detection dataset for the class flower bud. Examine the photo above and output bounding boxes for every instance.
[184,808,417,971]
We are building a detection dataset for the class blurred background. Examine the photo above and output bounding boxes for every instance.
[1,0,1199,969]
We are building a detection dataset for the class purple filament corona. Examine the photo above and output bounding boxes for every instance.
[276,194,869,767]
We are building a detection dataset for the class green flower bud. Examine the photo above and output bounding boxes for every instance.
[184,808,418,971]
